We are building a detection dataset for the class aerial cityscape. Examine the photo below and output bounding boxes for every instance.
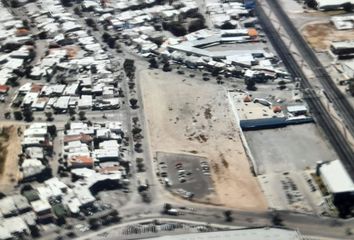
[0,0,354,239]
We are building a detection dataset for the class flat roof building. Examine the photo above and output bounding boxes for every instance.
[319,160,354,194]
[318,160,354,216]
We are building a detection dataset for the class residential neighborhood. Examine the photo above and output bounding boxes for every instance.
[0,0,354,240]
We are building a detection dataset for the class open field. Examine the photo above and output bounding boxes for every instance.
[0,123,25,192]
[302,23,354,52]
[139,69,267,211]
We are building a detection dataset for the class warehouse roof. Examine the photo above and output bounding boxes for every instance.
[320,160,354,193]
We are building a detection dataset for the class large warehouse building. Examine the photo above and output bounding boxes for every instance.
[319,160,354,216]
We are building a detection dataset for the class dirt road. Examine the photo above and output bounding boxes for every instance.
[0,123,25,193]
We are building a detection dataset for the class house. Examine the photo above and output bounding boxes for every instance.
[12,195,31,214]
[31,97,48,111]
[0,85,10,94]
[63,133,93,144]
[21,159,46,179]
[99,140,119,150]
[24,127,48,138]
[52,96,70,112]
[93,148,120,162]
[25,147,44,159]
[0,225,12,240]
[0,197,17,217]
[287,105,308,116]
[22,92,39,107]
[78,95,93,109]
[2,217,29,236]
[69,155,94,169]
[31,199,53,223]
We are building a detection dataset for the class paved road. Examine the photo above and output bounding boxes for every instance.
[5,2,354,240]
[66,3,354,240]
[257,0,354,175]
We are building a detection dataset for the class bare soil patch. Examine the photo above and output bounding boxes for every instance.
[139,70,267,211]
[302,23,354,52]
[0,124,25,192]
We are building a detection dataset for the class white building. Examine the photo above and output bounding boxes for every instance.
[319,160,354,195]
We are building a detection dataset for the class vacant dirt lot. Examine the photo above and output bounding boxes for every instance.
[139,70,267,211]
[0,123,25,192]
[302,23,354,52]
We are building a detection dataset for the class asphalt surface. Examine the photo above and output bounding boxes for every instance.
[3,2,354,240]
[255,0,354,177]
[157,152,213,199]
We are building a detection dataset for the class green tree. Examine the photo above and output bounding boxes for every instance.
[163,203,172,213]
[137,162,145,172]
[129,98,138,108]
[245,78,257,91]
[22,107,33,122]
[271,212,283,226]
[188,19,206,33]
[149,58,159,69]
[224,210,233,222]
[107,37,116,49]
[102,32,111,42]
[78,111,86,120]
[162,62,172,72]
[48,125,57,138]
[45,112,54,121]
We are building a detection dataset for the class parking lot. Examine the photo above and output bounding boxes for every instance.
[156,152,214,199]
[244,124,338,174]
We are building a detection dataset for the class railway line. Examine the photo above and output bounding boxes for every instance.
[255,1,354,175]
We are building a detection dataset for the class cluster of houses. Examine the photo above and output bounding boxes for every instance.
[0,3,34,87]
[0,120,127,239]
[63,121,127,168]
[7,0,122,113]
[20,123,54,181]
[205,0,255,28]
[79,0,282,80]
[15,80,120,113]
[0,194,37,239]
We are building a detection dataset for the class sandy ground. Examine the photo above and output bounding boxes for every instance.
[139,70,267,211]
[0,123,25,193]
[302,23,354,52]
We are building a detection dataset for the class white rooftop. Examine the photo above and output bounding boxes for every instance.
[31,199,51,213]
[320,160,354,193]
[287,105,307,113]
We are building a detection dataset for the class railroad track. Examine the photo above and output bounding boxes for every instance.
[255,1,354,176]
[264,0,354,136]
